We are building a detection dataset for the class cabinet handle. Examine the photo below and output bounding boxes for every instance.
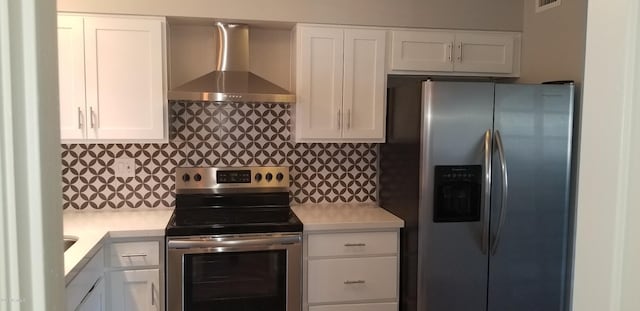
[346,109,351,129]
[457,43,463,62]
[448,42,453,62]
[77,107,83,129]
[344,280,366,285]
[151,282,155,306]
[89,106,96,128]
[344,243,366,247]
[121,253,148,258]
[337,109,342,129]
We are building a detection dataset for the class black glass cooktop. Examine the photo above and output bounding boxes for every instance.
[165,191,303,236]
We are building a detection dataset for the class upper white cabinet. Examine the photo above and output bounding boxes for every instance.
[293,25,386,143]
[389,29,521,77]
[57,14,167,143]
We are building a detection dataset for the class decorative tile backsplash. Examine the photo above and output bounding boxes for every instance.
[61,101,378,210]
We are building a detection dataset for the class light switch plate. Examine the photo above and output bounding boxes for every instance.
[114,158,136,178]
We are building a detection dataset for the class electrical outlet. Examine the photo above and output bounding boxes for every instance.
[114,158,136,178]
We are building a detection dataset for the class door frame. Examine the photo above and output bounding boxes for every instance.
[0,0,64,310]
[572,0,640,310]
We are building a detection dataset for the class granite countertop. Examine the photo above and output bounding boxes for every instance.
[291,202,404,231]
[63,209,173,284]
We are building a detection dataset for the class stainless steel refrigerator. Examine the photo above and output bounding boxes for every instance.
[379,78,576,311]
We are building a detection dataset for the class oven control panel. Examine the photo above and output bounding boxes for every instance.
[176,166,290,193]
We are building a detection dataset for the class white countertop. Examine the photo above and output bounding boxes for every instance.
[291,203,404,231]
[63,209,173,284]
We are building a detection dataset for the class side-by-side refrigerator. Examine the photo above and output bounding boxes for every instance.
[379,78,575,311]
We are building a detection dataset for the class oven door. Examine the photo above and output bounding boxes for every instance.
[167,233,301,311]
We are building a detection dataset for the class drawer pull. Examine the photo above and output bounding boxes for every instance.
[344,280,366,285]
[121,254,148,258]
[344,243,366,247]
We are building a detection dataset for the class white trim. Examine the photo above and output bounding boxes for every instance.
[0,0,22,308]
[536,0,562,13]
[572,0,640,310]
[620,2,640,309]
[0,0,64,310]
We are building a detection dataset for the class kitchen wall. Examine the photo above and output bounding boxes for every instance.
[61,102,377,210]
[57,0,524,31]
[519,0,588,85]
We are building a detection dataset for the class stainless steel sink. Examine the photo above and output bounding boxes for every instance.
[63,235,78,252]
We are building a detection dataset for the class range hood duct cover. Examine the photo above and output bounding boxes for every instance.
[168,23,295,103]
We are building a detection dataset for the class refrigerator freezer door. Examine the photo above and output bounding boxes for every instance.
[419,81,494,311]
[488,84,574,311]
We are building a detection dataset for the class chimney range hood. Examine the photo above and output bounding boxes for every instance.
[168,23,295,103]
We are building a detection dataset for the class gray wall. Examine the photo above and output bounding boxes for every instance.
[57,0,524,31]
[519,0,588,84]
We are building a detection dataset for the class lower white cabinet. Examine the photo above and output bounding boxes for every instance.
[76,277,105,311]
[304,230,400,311]
[308,257,397,303]
[109,269,160,311]
[106,237,163,311]
[309,302,397,311]
[66,248,105,311]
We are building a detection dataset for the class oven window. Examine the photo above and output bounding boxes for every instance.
[184,250,287,311]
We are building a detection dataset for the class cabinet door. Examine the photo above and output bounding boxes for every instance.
[295,26,344,141]
[109,269,160,311]
[342,29,386,140]
[390,30,454,72]
[84,17,165,140]
[57,15,86,140]
[453,32,515,74]
[77,278,105,311]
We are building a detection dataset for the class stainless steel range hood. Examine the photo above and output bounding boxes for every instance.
[168,23,295,103]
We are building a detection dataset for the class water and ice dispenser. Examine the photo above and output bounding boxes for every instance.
[433,165,482,222]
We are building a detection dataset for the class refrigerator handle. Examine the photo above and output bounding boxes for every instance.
[481,129,492,255]
[491,130,509,255]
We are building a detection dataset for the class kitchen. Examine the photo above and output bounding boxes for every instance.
[1,1,639,311]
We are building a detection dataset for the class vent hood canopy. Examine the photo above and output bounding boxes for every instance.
[168,23,295,103]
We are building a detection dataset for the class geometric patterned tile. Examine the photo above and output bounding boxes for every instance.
[61,101,378,210]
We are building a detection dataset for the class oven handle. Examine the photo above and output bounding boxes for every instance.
[167,235,301,249]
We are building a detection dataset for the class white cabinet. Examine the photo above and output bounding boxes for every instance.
[109,269,160,311]
[390,29,520,77]
[57,14,167,143]
[66,248,105,311]
[76,277,105,311]
[293,25,386,142]
[57,15,86,140]
[106,238,163,311]
[304,230,400,311]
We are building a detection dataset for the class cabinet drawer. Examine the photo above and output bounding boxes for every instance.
[108,241,159,267]
[308,257,397,304]
[310,302,397,311]
[308,231,397,257]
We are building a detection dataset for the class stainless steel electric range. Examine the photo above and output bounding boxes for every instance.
[166,166,302,311]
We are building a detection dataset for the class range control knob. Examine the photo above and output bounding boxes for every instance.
[255,173,263,182]
[193,173,202,182]
[276,173,284,182]
[182,174,190,182]
[265,173,273,182]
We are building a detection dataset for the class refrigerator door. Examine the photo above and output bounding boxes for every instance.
[419,81,494,311]
[488,84,574,311]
